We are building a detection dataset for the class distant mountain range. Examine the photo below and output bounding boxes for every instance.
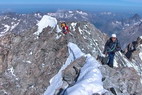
[0,12,43,35]
[0,10,142,48]
[47,10,142,48]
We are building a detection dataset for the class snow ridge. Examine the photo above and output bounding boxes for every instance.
[34,15,57,36]
[44,42,106,95]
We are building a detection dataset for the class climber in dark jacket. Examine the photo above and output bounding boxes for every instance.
[103,34,121,68]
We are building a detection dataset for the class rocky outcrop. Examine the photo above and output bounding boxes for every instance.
[54,56,86,95]
[121,36,142,76]
[100,65,142,95]
[62,56,86,85]
[124,36,142,59]
[0,26,68,95]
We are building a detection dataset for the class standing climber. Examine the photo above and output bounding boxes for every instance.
[103,34,121,68]
[61,22,70,34]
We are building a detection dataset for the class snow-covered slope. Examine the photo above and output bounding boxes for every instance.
[44,42,106,95]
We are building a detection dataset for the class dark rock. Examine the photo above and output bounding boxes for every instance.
[54,56,86,95]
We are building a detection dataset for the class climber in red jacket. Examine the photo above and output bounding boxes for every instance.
[61,22,70,34]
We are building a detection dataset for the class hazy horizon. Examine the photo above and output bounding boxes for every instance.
[0,4,142,14]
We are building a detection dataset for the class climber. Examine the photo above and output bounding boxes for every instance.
[125,41,137,60]
[61,22,70,34]
[103,34,121,68]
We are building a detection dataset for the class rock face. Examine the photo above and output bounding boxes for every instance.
[62,56,86,85]
[0,15,142,95]
[54,56,86,95]
[124,36,142,60]
[119,22,142,48]
[0,26,68,95]
[121,36,142,77]
[100,65,142,95]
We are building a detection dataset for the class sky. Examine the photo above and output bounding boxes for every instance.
[0,0,142,6]
[0,0,142,13]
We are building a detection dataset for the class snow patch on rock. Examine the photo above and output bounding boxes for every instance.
[76,10,88,16]
[56,34,62,40]
[8,67,16,77]
[139,52,142,60]
[10,22,20,31]
[71,22,77,31]
[34,15,57,36]
[140,36,142,39]
[68,11,73,14]
[56,25,61,33]
[1,24,10,34]
[26,61,32,64]
[78,27,83,35]
[114,59,118,67]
